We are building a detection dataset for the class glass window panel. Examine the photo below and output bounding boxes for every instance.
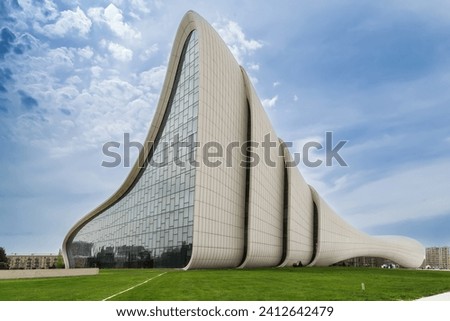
[68,31,198,269]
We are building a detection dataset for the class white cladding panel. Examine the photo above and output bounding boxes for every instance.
[238,70,284,268]
[309,187,425,268]
[184,12,247,269]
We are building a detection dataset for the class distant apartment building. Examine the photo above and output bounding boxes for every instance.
[425,247,450,269]
[7,254,58,270]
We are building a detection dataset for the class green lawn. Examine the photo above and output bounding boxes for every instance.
[1,267,449,301]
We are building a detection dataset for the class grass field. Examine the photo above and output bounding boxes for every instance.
[1,267,450,301]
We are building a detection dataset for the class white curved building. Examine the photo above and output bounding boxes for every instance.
[62,11,425,269]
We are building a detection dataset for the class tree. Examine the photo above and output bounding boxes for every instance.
[0,247,9,270]
[56,249,65,269]
[56,255,65,269]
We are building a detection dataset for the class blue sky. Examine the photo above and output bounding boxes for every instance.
[1,0,449,254]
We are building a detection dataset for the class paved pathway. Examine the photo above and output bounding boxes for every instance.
[416,291,450,301]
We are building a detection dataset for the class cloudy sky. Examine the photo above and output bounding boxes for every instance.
[1,0,449,254]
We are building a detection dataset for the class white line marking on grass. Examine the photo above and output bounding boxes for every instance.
[102,272,167,301]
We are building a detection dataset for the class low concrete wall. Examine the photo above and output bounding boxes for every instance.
[0,268,99,279]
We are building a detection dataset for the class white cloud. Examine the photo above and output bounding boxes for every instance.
[295,135,324,151]
[294,95,299,101]
[247,62,260,71]
[342,134,405,160]
[88,4,141,39]
[91,66,103,78]
[107,42,133,62]
[294,135,325,171]
[249,76,259,84]
[66,76,82,85]
[77,46,94,60]
[261,95,278,108]
[139,65,167,90]
[273,81,280,87]
[41,7,91,38]
[139,43,159,61]
[34,47,75,75]
[111,0,125,6]
[213,19,262,64]
[111,0,151,14]
[56,85,79,101]
[130,0,151,14]
[18,0,59,24]
[332,158,450,229]
[87,7,103,21]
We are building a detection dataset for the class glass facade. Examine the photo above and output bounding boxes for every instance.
[67,31,199,268]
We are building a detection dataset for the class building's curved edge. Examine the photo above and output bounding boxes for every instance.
[278,140,314,268]
[183,12,247,269]
[238,68,284,268]
[308,186,425,268]
[62,11,200,268]
[236,67,254,269]
[277,138,289,268]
